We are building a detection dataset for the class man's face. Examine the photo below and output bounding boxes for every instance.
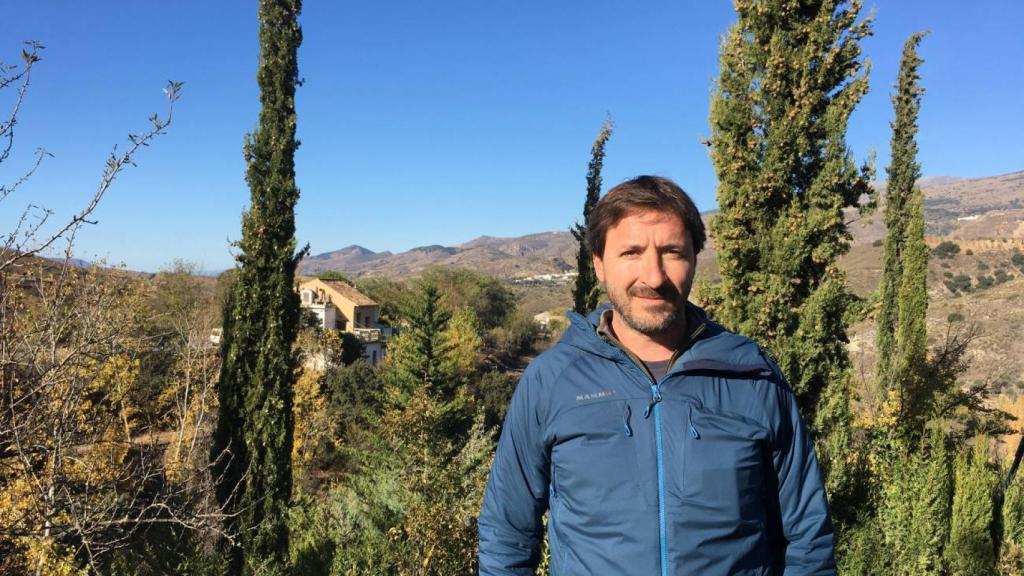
[593,210,697,337]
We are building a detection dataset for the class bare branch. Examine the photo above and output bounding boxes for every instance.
[0,80,184,273]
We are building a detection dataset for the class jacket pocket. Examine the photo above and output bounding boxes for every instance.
[671,403,769,522]
[547,486,567,574]
[549,399,641,504]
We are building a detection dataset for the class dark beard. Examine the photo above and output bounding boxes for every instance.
[609,283,684,336]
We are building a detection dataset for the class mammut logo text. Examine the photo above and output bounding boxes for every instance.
[576,390,615,402]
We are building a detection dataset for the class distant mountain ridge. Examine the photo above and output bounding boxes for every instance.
[299,231,579,279]
[300,171,1024,279]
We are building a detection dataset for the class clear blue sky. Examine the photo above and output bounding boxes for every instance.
[2,1,1021,272]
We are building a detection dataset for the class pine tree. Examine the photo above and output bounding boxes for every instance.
[707,0,873,517]
[876,32,928,421]
[210,1,304,574]
[572,117,613,315]
[391,283,455,394]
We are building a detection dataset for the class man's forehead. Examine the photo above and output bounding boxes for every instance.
[606,210,689,241]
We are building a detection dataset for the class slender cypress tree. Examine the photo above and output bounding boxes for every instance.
[572,117,613,315]
[211,1,304,574]
[708,0,873,512]
[876,32,928,418]
[891,183,930,430]
[845,34,940,574]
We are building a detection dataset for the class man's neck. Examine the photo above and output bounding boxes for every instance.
[608,311,687,363]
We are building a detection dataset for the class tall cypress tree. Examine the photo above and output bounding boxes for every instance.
[708,0,873,512]
[873,39,933,569]
[876,32,928,419]
[572,117,613,315]
[211,1,303,574]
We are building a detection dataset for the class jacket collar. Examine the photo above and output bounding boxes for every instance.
[562,301,774,379]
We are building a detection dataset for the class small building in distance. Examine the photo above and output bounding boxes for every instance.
[533,309,568,339]
[297,277,391,366]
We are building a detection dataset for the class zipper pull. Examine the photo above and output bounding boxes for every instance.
[688,405,700,439]
[623,404,633,437]
[643,386,663,419]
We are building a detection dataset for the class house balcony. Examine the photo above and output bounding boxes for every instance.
[353,327,385,343]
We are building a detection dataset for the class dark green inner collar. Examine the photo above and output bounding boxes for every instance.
[595,303,706,382]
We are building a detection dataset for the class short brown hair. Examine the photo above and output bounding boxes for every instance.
[587,175,706,257]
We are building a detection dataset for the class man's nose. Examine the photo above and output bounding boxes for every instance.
[638,250,668,287]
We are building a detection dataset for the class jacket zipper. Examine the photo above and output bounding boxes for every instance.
[623,362,668,576]
[652,382,668,576]
[617,320,707,576]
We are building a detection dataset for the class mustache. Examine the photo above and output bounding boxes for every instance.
[628,283,681,301]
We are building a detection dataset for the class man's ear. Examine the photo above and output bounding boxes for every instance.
[592,253,605,283]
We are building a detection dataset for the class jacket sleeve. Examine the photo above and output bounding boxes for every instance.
[769,376,836,576]
[478,370,550,575]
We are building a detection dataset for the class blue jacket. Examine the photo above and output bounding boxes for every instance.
[478,304,834,575]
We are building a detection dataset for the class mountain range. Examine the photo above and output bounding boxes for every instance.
[299,171,1024,279]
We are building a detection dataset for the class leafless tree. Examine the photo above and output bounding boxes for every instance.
[0,41,236,574]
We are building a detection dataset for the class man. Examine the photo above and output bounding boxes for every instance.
[478,176,834,575]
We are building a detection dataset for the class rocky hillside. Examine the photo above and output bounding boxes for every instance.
[846,171,1024,247]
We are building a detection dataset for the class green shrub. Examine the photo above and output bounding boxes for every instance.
[468,371,517,430]
[947,441,998,576]
[318,361,386,473]
[418,267,518,330]
[486,313,540,362]
[944,274,972,294]
[947,312,965,323]
[1000,471,1024,574]
[933,241,962,259]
